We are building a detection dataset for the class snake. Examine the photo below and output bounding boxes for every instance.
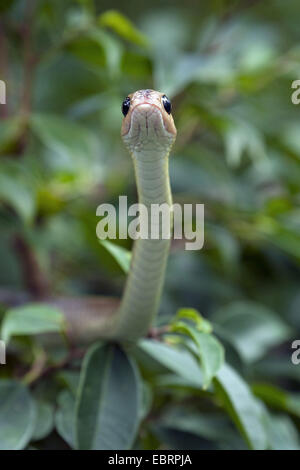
[31,90,177,344]
[111,89,177,342]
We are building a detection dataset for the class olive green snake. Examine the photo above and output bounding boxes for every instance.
[111,89,177,342]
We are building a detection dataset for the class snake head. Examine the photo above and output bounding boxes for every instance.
[121,89,177,153]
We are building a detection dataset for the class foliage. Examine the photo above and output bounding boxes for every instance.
[0,0,299,450]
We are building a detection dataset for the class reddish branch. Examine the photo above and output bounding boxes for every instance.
[19,0,36,116]
[13,235,50,299]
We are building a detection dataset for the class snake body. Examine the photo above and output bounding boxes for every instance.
[110,90,177,341]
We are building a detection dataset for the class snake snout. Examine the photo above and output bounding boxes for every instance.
[130,103,164,138]
[121,90,176,143]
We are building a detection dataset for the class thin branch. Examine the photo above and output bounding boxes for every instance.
[147,325,170,340]
[22,348,47,385]
[7,1,52,298]
[13,235,50,299]
[19,0,36,117]
[23,347,85,386]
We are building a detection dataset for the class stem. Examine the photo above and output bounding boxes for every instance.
[13,235,50,299]
[22,347,85,386]
[22,348,47,385]
[10,1,51,299]
[19,0,36,117]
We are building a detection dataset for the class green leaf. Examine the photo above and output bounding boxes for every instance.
[30,113,98,167]
[99,240,131,273]
[32,400,54,441]
[214,363,267,450]
[154,374,202,391]
[252,383,300,418]
[174,308,213,333]
[91,29,123,76]
[139,381,153,422]
[264,413,300,450]
[0,380,36,450]
[263,224,300,262]
[159,407,244,449]
[0,116,24,153]
[55,390,76,448]
[98,10,148,47]
[1,304,66,343]
[170,323,224,388]
[137,339,203,388]
[224,121,266,167]
[254,357,300,384]
[66,35,106,68]
[213,301,291,363]
[75,342,141,450]
[67,29,123,77]
[282,122,300,157]
[56,370,80,396]
[0,159,36,222]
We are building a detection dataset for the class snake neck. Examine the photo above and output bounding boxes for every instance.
[111,146,172,342]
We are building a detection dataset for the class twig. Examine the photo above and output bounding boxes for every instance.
[19,0,36,117]
[147,325,170,340]
[13,235,50,299]
[23,347,85,386]
[8,1,52,299]
[22,348,47,385]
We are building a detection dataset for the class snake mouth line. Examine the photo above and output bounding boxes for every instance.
[122,102,169,137]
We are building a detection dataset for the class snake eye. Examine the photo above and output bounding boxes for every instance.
[122,97,131,116]
[162,95,172,114]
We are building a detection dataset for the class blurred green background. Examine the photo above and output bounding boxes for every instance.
[0,0,300,450]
